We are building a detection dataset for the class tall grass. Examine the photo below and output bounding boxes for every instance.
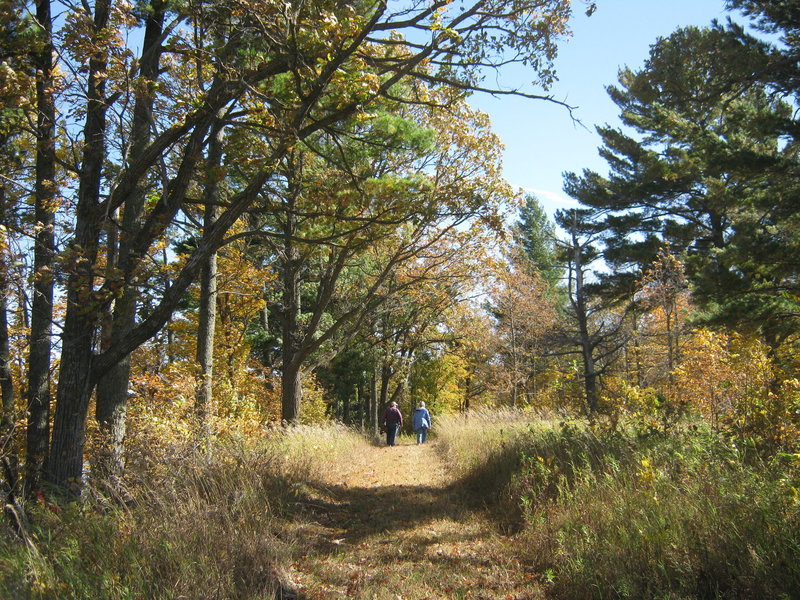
[4,415,796,599]
[438,411,800,600]
[0,423,367,600]
[516,426,800,599]
[435,407,560,475]
[434,408,557,528]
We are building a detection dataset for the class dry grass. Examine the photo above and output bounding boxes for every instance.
[0,425,368,600]
[281,426,548,599]
[433,408,559,526]
[509,425,800,600]
[435,407,539,476]
[269,422,370,480]
[5,414,794,600]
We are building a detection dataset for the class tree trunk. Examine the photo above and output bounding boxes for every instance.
[580,339,599,414]
[100,210,119,353]
[280,187,303,423]
[631,307,643,386]
[93,0,166,479]
[195,118,224,437]
[47,0,111,493]
[0,254,13,437]
[378,362,392,409]
[280,283,304,420]
[91,208,123,480]
[341,392,350,425]
[389,379,405,406]
[576,312,598,415]
[463,373,472,412]
[0,175,13,438]
[569,226,599,415]
[665,309,674,393]
[574,284,598,415]
[194,241,218,433]
[281,365,302,424]
[509,313,519,407]
[49,342,95,493]
[370,366,378,438]
[25,0,57,493]
[356,377,364,429]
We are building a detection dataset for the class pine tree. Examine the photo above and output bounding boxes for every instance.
[563,26,799,347]
[514,194,561,290]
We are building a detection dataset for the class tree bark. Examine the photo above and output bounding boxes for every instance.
[575,289,598,414]
[342,384,351,425]
[44,5,291,493]
[47,0,111,492]
[280,185,303,423]
[378,362,392,409]
[665,309,675,392]
[281,366,302,424]
[370,366,378,438]
[631,307,643,387]
[509,313,519,407]
[195,118,224,437]
[93,207,126,480]
[463,373,472,412]
[25,0,57,492]
[195,243,218,434]
[93,0,166,479]
[356,377,364,429]
[0,229,13,437]
[0,170,13,439]
[568,223,599,415]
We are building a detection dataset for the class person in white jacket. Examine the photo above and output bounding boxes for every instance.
[411,401,431,444]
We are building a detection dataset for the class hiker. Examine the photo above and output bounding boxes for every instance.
[383,401,403,446]
[412,401,431,444]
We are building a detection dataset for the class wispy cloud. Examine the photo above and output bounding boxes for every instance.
[512,185,579,207]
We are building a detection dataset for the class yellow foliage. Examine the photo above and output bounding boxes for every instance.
[673,329,771,426]
[601,377,663,428]
[300,374,329,425]
[411,352,470,415]
[672,329,799,451]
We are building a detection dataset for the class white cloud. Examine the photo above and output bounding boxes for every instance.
[512,185,579,207]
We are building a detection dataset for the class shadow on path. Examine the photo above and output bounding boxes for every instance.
[278,441,539,599]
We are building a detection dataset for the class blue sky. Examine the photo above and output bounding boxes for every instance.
[470,0,733,218]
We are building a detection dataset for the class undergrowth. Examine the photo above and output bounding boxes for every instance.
[2,414,797,600]
[438,411,800,599]
[0,424,366,600]
[435,408,558,528]
[513,425,800,599]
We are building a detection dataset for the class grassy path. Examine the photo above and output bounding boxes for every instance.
[283,435,542,600]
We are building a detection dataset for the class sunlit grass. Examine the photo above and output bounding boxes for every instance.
[2,415,797,599]
[436,410,800,598]
[271,421,368,471]
[0,424,368,600]
[434,408,560,526]
[435,407,555,476]
[508,425,800,599]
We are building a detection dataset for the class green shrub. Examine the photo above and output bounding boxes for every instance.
[513,426,800,600]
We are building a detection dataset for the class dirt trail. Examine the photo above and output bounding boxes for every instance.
[321,438,450,488]
[284,437,542,600]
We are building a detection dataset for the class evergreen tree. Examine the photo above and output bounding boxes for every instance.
[552,208,628,415]
[514,194,561,289]
[563,26,799,347]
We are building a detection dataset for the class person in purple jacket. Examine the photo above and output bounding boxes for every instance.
[383,401,403,446]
